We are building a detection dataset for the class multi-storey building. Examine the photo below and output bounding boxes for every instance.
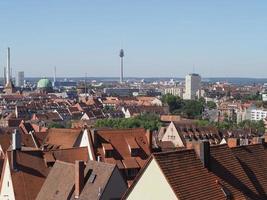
[183,73,201,100]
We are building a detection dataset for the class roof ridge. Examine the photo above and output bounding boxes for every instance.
[153,148,194,156]
[55,160,75,166]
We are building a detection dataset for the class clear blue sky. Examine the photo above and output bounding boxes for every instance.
[1,0,267,78]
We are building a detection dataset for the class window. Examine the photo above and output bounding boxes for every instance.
[126,168,138,178]
[105,150,113,158]
[131,148,139,157]
[168,135,175,140]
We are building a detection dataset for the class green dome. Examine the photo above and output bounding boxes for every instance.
[37,78,52,89]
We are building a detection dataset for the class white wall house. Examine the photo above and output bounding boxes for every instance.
[126,159,177,200]
[161,122,185,147]
[79,129,96,161]
[262,93,267,102]
[151,98,163,106]
[0,158,16,200]
[250,109,267,121]
[164,87,183,97]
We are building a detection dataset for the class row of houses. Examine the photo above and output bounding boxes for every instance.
[0,126,153,199]
[0,94,167,130]
[1,126,267,200]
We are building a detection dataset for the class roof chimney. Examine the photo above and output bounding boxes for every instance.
[252,137,265,145]
[12,129,21,151]
[194,140,210,169]
[145,130,152,151]
[74,160,85,199]
[227,138,240,148]
[11,129,21,171]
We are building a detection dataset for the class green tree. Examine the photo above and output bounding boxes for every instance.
[206,101,217,109]
[95,113,162,131]
[48,122,65,128]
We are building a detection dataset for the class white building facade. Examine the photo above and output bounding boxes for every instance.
[250,109,267,121]
[164,87,183,97]
[15,71,24,87]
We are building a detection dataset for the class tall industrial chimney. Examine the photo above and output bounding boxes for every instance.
[6,47,11,85]
[53,66,56,87]
[119,49,124,84]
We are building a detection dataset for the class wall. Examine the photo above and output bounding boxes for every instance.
[100,167,128,200]
[0,158,15,200]
[79,130,95,161]
[161,122,185,147]
[126,159,178,200]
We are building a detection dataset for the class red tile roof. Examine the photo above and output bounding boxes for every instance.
[209,144,259,199]
[6,150,50,200]
[94,128,151,162]
[231,144,267,199]
[152,150,225,200]
[43,147,89,164]
[42,128,82,150]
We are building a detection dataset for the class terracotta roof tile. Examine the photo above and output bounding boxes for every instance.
[43,147,89,164]
[7,150,50,200]
[231,144,267,199]
[209,144,260,199]
[42,128,82,150]
[153,150,225,200]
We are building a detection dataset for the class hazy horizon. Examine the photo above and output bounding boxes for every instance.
[1,1,267,78]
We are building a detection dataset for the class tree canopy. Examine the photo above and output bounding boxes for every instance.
[162,94,216,119]
[95,113,162,131]
[196,119,265,135]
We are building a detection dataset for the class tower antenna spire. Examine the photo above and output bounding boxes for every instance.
[6,47,11,85]
[119,49,124,84]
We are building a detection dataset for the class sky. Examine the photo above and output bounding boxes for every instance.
[1,0,267,78]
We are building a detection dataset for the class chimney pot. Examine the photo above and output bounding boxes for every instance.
[75,160,85,199]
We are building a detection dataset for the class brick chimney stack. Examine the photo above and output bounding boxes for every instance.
[74,160,85,199]
[227,138,240,148]
[194,140,210,169]
[11,129,21,171]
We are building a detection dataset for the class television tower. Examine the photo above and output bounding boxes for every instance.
[6,47,11,85]
[119,49,124,84]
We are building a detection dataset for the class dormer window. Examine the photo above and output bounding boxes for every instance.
[102,143,113,158]
[131,148,139,157]
[126,138,140,157]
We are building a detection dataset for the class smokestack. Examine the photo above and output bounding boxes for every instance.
[119,49,124,84]
[11,129,21,171]
[53,66,56,87]
[6,47,11,85]
[3,67,6,86]
[75,160,85,199]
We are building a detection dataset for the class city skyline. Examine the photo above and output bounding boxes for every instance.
[1,1,267,78]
